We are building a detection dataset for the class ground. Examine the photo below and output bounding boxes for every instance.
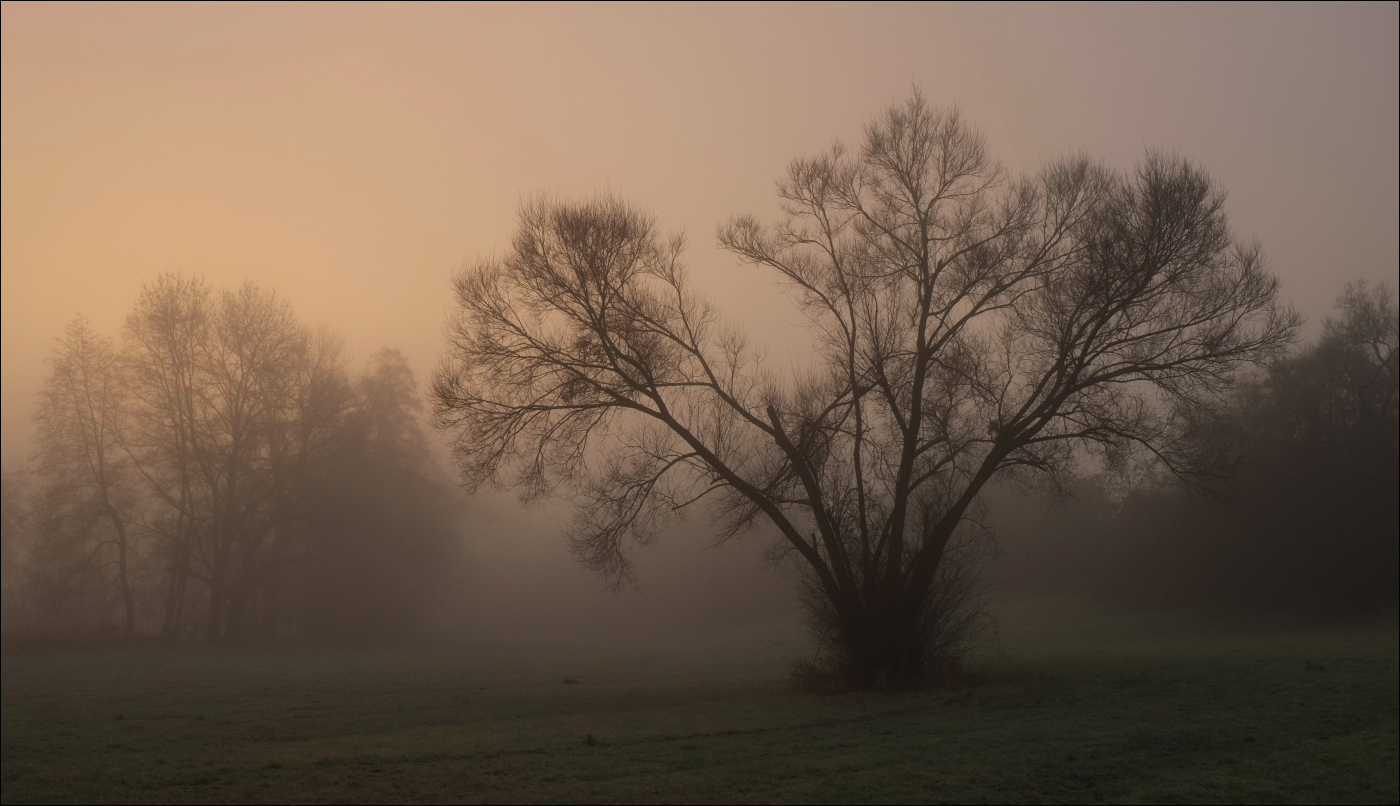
[2,606,1396,804]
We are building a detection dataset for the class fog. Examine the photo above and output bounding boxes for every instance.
[452,493,801,644]
[5,8,1400,804]
[2,4,1396,649]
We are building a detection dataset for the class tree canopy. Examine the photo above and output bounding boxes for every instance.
[433,92,1296,687]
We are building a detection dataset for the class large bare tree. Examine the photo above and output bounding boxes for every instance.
[433,93,1296,686]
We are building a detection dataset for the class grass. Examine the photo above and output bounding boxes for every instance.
[2,607,1396,804]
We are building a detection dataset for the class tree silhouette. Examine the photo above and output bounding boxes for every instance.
[433,92,1296,687]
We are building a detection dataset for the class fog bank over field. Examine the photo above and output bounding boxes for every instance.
[1,4,1396,654]
[448,492,803,646]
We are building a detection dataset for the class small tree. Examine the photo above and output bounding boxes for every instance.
[433,93,1296,687]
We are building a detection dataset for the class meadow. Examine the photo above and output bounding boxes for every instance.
[2,607,1396,804]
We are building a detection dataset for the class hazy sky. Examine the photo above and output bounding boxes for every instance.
[4,1,1398,470]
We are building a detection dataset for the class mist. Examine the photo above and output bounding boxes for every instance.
[6,4,1396,465]
[2,4,1396,804]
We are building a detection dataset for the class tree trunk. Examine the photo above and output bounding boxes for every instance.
[105,506,136,640]
[822,594,926,689]
[225,530,269,639]
[224,560,252,640]
[261,567,283,639]
[206,539,230,641]
[161,528,189,640]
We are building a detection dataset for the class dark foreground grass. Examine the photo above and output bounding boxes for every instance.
[2,610,1396,804]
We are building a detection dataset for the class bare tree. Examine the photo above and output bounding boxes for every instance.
[124,275,211,639]
[1,470,32,631]
[13,273,455,641]
[123,276,332,640]
[434,93,1295,686]
[192,283,320,639]
[1310,281,1399,463]
[33,319,139,637]
[247,329,354,638]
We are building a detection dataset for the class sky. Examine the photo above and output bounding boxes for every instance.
[4,2,1398,466]
[2,3,1397,628]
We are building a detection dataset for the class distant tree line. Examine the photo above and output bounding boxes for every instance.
[995,282,1399,614]
[0,275,463,641]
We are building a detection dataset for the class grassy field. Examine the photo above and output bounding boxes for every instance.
[2,608,1396,804]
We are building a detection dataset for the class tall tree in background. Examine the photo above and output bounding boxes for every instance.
[434,92,1296,687]
[1213,281,1398,609]
[189,284,307,638]
[32,319,138,637]
[0,471,30,629]
[1271,281,1398,467]
[243,330,354,638]
[294,348,460,638]
[989,283,1399,614]
[123,275,210,638]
